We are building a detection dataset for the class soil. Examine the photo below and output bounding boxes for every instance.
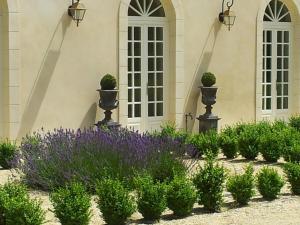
[1,155,300,225]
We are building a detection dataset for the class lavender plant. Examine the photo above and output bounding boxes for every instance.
[14,128,191,191]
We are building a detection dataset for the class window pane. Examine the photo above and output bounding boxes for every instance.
[128,73,132,87]
[277,84,282,95]
[134,89,141,102]
[284,31,289,43]
[284,58,289,69]
[277,31,282,43]
[277,58,282,69]
[284,45,289,56]
[283,97,288,109]
[277,71,282,82]
[277,98,282,109]
[266,85,271,96]
[134,73,141,87]
[157,73,163,86]
[134,27,141,40]
[134,58,141,71]
[267,31,272,42]
[148,73,155,86]
[148,88,155,101]
[157,103,163,116]
[134,104,141,117]
[128,27,132,40]
[266,58,271,69]
[148,103,155,117]
[156,43,163,56]
[148,58,155,71]
[128,105,132,118]
[128,89,132,102]
[266,71,271,83]
[157,88,163,101]
[148,27,154,40]
[128,43,132,56]
[134,42,141,56]
[128,59,132,72]
[284,71,289,82]
[277,45,282,56]
[156,58,163,71]
[266,98,271,110]
[267,44,272,56]
[156,27,163,40]
[284,84,288,95]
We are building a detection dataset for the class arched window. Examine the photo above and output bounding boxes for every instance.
[127,0,167,131]
[262,0,292,118]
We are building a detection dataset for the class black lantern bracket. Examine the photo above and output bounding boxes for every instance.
[219,0,236,31]
[68,0,87,27]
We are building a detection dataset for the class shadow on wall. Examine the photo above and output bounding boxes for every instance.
[80,103,97,129]
[17,13,71,139]
[184,18,221,132]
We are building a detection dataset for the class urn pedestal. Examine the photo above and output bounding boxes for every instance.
[197,86,220,133]
[95,89,120,129]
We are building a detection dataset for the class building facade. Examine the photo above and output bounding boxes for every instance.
[1,0,300,139]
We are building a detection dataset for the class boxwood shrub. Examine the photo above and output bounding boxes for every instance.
[135,175,167,221]
[289,115,300,131]
[256,167,284,200]
[193,159,226,212]
[96,178,136,225]
[0,141,17,169]
[238,124,261,160]
[167,176,197,217]
[284,163,300,195]
[0,182,45,225]
[50,182,92,225]
[218,126,238,159]
[259,131,284,162]
[226,164,255,205]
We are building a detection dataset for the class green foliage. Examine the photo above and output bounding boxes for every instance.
[135,174,167,221]
[284,143,300,163]
[256,167,284,200]
[0,140,17,169]
[187,131,219,158]
[100,74,117,90]
[289,115,300,131]
[201,72,216,87]
[226,165,255,205]
[192,159,226,212]
[284,163,300,195]
[259,131,284,162]
[96,178,135,225]
[218,126,238,159]
[0,182,45,225]
[149,153,187,183]
[50,182,92,225]
[167,176,197,217]
[238,124,261,160]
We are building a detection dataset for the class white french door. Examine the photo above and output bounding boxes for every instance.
[127,21,168,132]
[262,25,292,120]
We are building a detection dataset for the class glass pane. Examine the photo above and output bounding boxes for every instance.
[134,58,141,71]
[128,27,132,40]
[128,59,132,72]
[283,97,288,109]
[284,58,289,69]
[156,27,163,40]
[148,27,154,40]
[157,73,163,86]
[157,103,163,116]
[262,98,265,109]
[262,85,265,96]
[156,43,163,56]
[134,27,141,40]
[277,58,282,69]
[128,43,132,56]
[284,71,289,82]
[284,45,289,56]
[284,31,289,43]
[128,105,132,118]
[156,58,163,71]
[148,88,155,101]
[134,42,141,56]
[277,84,282,95]
[266,85,271,96]
[157,88,163,101]
[266,98,271,110]
[148,58,155,71]
[148,73,155,86]
[277,45,282,56]
[277,98,282,109]
[148,103,155,117]
[277,71,282,82]
[128,73,132,87]
[128,89,132,102]
[148,43,155,56]
[277,31,282,43]
[266,71,271,83]
[284,84,289,95]
[267,31,272,42]
[267,58,271,69]
[134,89,141,102]
[134,104,141,117]
[134,73,141,87]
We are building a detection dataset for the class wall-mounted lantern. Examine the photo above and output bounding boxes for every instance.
[219,0,236,31]
[68,0,87,27]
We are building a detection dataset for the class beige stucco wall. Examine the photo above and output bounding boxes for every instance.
[1,0,300,139]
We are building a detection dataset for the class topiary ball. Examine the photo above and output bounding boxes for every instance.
[201,72,216,87]
[100,74,117,90]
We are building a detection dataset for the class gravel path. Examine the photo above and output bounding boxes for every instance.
[1,156,300,225]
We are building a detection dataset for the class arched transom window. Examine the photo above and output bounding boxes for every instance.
[127,0,167,131]
[128,0,165,17]
[262,0,292,119]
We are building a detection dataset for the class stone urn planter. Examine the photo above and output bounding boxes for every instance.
[95,74,120,128]
[197,72,220,133]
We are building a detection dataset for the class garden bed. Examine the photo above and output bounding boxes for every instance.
[1,155,300,225]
